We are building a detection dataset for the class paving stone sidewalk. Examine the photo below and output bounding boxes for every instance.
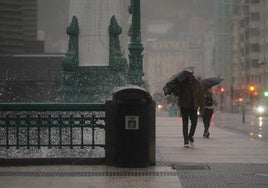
[156,111,268,187]
[0,111,267,188]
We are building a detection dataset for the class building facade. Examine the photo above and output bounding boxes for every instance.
[215,0,267,106]
[0,0,24,54]
[241,0,261,90]
[259,0,268,91]
[0,0,43,54]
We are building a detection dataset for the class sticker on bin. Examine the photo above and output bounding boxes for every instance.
[125,116,139,130]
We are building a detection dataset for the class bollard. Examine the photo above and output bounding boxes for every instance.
[242,104,245,124]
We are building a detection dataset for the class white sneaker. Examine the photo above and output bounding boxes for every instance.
[184,143,190,148]
[190,141,195,146]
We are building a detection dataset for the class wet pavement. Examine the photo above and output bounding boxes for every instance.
[0,111,267,188]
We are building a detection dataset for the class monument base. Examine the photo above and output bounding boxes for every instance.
[57,66,127,103]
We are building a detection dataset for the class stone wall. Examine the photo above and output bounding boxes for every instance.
[0,55,63,102]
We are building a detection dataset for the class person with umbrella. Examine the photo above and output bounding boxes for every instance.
[202,87,218,138]
[201,77,222,138]
[173,67,205,148]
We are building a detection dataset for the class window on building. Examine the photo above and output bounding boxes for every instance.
[251,59,260,67]
[257,75,261,84]
[246,75,250,84]
[250,28,260,36]
[251,0,260,3]
[245,16,249,25]
[245,30,250,39]
[251,44,260,52]
[251,12,260,21]
[233,5,240,15]
[240,49,245,56]
[245,60,250,69]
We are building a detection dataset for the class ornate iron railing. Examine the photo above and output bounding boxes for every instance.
[0,103,105,150]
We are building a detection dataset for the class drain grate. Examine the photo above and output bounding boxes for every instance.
[171,164,210,170]
[176,163,268,188]
[0,171,177,177]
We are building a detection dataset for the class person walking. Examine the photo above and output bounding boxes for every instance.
[174,67,205,148]
[203,88,218,138]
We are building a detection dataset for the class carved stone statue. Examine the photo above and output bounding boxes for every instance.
[109,15,122,56]
[67,16,79,57]
[109,15,127,71]
[62,16,79,71]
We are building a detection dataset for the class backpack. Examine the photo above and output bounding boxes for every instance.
[205,95,213,106]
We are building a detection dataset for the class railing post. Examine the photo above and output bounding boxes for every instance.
[26,115,30,149]
[59,115,62,149]
[91,115,96,149]
[37,115,41,149]
[81,115,84,149]
[70,115,73,149]
[48,115,52,149]
[16,115,19,149]
[5,115,10,149]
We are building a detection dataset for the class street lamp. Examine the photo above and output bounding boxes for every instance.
[249,85,255,92]
[259,59,267,91]
[128,0,144,86]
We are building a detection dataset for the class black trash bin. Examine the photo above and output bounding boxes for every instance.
[105,86,155,167]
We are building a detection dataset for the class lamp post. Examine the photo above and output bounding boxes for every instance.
[128,0,144,86]
[262,59,267,90]
[258,59,267,93]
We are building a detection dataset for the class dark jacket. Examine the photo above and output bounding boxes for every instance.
[204,89,218,110]
[174,76,205,112]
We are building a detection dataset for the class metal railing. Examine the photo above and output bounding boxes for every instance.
[0,103,105,150]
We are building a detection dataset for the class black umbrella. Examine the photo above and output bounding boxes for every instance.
[201,77,224,90]
[163,70,192,96]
